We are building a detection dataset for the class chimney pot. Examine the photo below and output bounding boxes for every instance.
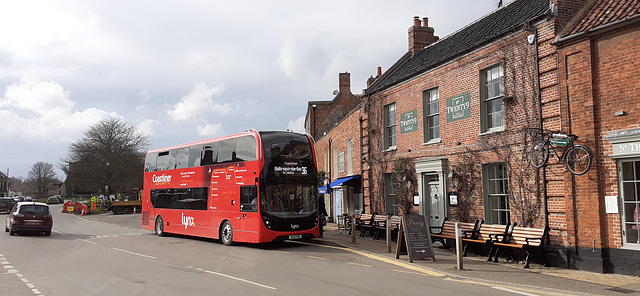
[423,17,429,27]
[377,67,382,77]
[413,16,421,26]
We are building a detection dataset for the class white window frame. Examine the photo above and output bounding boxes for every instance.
[383,103,397,150]
[480,64,504,133]
[423,88,440,143]
[347,139,353,175]
[620,159,640,250]
[332,147,338,179]
[483,162,510,225]
[384,173,399,216]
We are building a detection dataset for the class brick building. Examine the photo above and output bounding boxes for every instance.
[305,73,363,222]
[361,0,550,232]
[305,0,640,275]
[544,0,640,275]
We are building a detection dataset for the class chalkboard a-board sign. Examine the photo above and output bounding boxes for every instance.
[395,214,435,262]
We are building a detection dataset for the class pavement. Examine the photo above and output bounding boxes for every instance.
[316,222,640,296]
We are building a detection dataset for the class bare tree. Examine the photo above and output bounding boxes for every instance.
[26,161,59,196]
[60,117,149,195]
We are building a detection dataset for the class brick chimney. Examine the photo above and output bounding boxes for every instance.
[408,16,439,53]
[339,72,351,94]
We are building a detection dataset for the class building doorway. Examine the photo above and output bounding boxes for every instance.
[423,173,445,227]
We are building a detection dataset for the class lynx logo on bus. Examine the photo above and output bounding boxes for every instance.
[152,174,172,185]
[182,213,195,229]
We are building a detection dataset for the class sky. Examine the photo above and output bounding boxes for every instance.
[0,0,511,180]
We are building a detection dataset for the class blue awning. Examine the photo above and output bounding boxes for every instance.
[330,175,360,188]
[318,186,329,194]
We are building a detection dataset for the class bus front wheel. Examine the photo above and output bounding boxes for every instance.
[220,221,233,246]
[155,216,165,237]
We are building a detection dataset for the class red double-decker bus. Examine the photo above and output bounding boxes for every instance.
[141,130,319,245]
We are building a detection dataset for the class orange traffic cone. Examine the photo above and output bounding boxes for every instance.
[81,209,85,216]
[133,207,137,214]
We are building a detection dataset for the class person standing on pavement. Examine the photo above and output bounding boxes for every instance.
[90,195,98,211]
[318,196,328,238]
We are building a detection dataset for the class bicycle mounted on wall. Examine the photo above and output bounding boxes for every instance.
[528,128,593,175]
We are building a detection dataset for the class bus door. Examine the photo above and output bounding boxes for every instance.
[236,185,259,242]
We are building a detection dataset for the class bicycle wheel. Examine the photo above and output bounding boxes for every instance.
[530,141,549,168]
[566,145,592,175]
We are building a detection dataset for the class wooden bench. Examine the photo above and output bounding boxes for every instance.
[430,218,481,252]
[372,215,401,241]
[487,225,548,268]
[357,213,375,237]
[462,223,510,257]
[370,215,389,239]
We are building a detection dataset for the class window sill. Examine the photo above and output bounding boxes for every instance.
[479,126,505,136]
[383,146,397,153]
[621,243,640,251]
[422,138,442,146]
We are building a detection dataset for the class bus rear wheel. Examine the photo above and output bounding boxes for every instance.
[220,221,233,246]
[155,216,165,237]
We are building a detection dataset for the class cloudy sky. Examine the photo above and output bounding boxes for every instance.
[0,0,510,179]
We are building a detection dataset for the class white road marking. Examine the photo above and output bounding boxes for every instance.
[492,287,540,296]
[75,238,97,244]
[188,266,277,290]
[347,262,372,267]
[113,248,157,260]
[0,252,44,295]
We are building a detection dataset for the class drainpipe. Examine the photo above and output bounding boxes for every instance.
[359,115,365,214]
[328,138,333,221]
[312,104,317,140]
[532,28,550,242]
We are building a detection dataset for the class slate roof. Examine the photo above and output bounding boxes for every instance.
[563,0,640,36]
[365,0,550,95]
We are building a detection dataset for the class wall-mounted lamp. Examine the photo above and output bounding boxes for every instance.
[447,172,459,191]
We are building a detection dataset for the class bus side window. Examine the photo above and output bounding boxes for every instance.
[240,186,258,212]
[236,136,257,161]
[201,142,218,166]
[188,145,202,167]
[156,151,170,171]
[176,147,189,169]
[145,152,158,172]
[218,138,238,163]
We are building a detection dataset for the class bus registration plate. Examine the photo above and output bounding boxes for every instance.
[288,234,302,239]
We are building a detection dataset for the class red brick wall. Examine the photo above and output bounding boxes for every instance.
[364,29,543,223]
[315,107,363,180]
[554,26,640,249]
[305,73,361,141]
